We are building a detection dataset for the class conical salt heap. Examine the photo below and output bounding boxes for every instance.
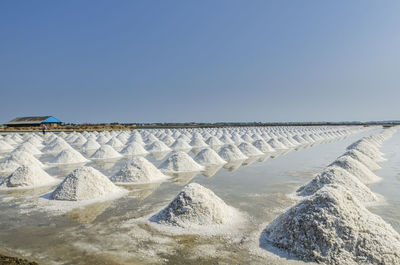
[146,140,171,153]
[194,148,227,165]
[340,149,381,172]
[170,139,192,151]
[81,138,101,152]
[329,156,381,184]
[158,151,204,173]
[205,136,224,147]
[267,138,288,149]
[296,165,378,204]
[120,142,149,156]
[150,183,240,228]
[252,139,275,153]
[0,140,14,152]
[110,157,166,184]
[51,149,89,164]
[261,186,400,265]
[238,142,264,157]
[51,166,123,201]
[218,144,248,162]
[0,164,57,188]
[90,145,122,160]
[347,140,385,162]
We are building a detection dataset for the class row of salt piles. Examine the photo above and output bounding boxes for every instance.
[260,127,400,265]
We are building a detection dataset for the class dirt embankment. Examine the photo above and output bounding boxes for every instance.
[0,254,38,265]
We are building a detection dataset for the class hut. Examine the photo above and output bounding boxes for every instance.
[6,116,63,128]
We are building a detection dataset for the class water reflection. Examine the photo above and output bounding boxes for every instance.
[167,172,199,185]
[66,200,112,224]
[223,161,244,172]
[201,165,223,178]
[149,151,170,161]
[121,182,162,200]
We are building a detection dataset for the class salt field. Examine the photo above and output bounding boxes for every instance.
[0,126,399,265]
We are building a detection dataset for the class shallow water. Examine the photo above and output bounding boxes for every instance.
[0,128,399,264]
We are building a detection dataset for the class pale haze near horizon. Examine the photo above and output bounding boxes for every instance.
[0,0,399,124]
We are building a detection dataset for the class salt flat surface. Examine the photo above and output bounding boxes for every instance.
[0,127,399,265]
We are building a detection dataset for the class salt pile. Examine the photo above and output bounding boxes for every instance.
[194,148,227,165]
[261,186,400,265]
[219,135,234,145]
[189,137,208,148]
[218,144,248,162]
[205,136,224,147]
[158,151,204,173]
[43,139,73,154]
[10,150,44,168]
[170,139,192,151]
[0,157,21,173]
[292,135,308,145]
[347,140,385,162]
[120,142,149,156]
[296,166,378,204]
[267,138,288,149]
[90,145,122,160]
[238,142,264,157]
[252,139,275,153]
[110,157,167,184]
[51,166,123,201]
[150,183,242,229]
[81,138,101,152]
[105,137,124,149]
[0,140,14,152]
[329,156,381,184]
[51,149,89,165]
[341,149,381,172]
[0,164,57,189]
[278,137,295,148]
[146,140,171,153]
[15,142,42,155]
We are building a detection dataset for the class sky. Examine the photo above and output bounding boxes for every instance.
[0,0,399,124]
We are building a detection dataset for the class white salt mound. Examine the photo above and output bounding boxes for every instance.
[0,164,56,188]
[51,166,123,201]
[347,140,385,162]
[329,156,381,184]
[51,149,89,164]
[267,138,288,149]
[296,165,378,204]
[150,183,240,228]
[81,139,101,151]
[146,140,171,153]
[189,137,208,148]
[158,151,204,173]
[110,157,167,184]
[194,148,227,166]
[170,139,192,151]
[0,157,21,173]
[205,136,224,146]
[120,142,149,156]
[261,186,400,265]
[90,145,122,160]
[0,140,14,151]
[238,142,264,157]
[341,149,381,172]
[218,144,248,162]
[252,139,275,153]
[10,150,44,168]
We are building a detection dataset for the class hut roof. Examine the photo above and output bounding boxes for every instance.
[6,116,63,125]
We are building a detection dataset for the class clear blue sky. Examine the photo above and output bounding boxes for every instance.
[1,0,399,124]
